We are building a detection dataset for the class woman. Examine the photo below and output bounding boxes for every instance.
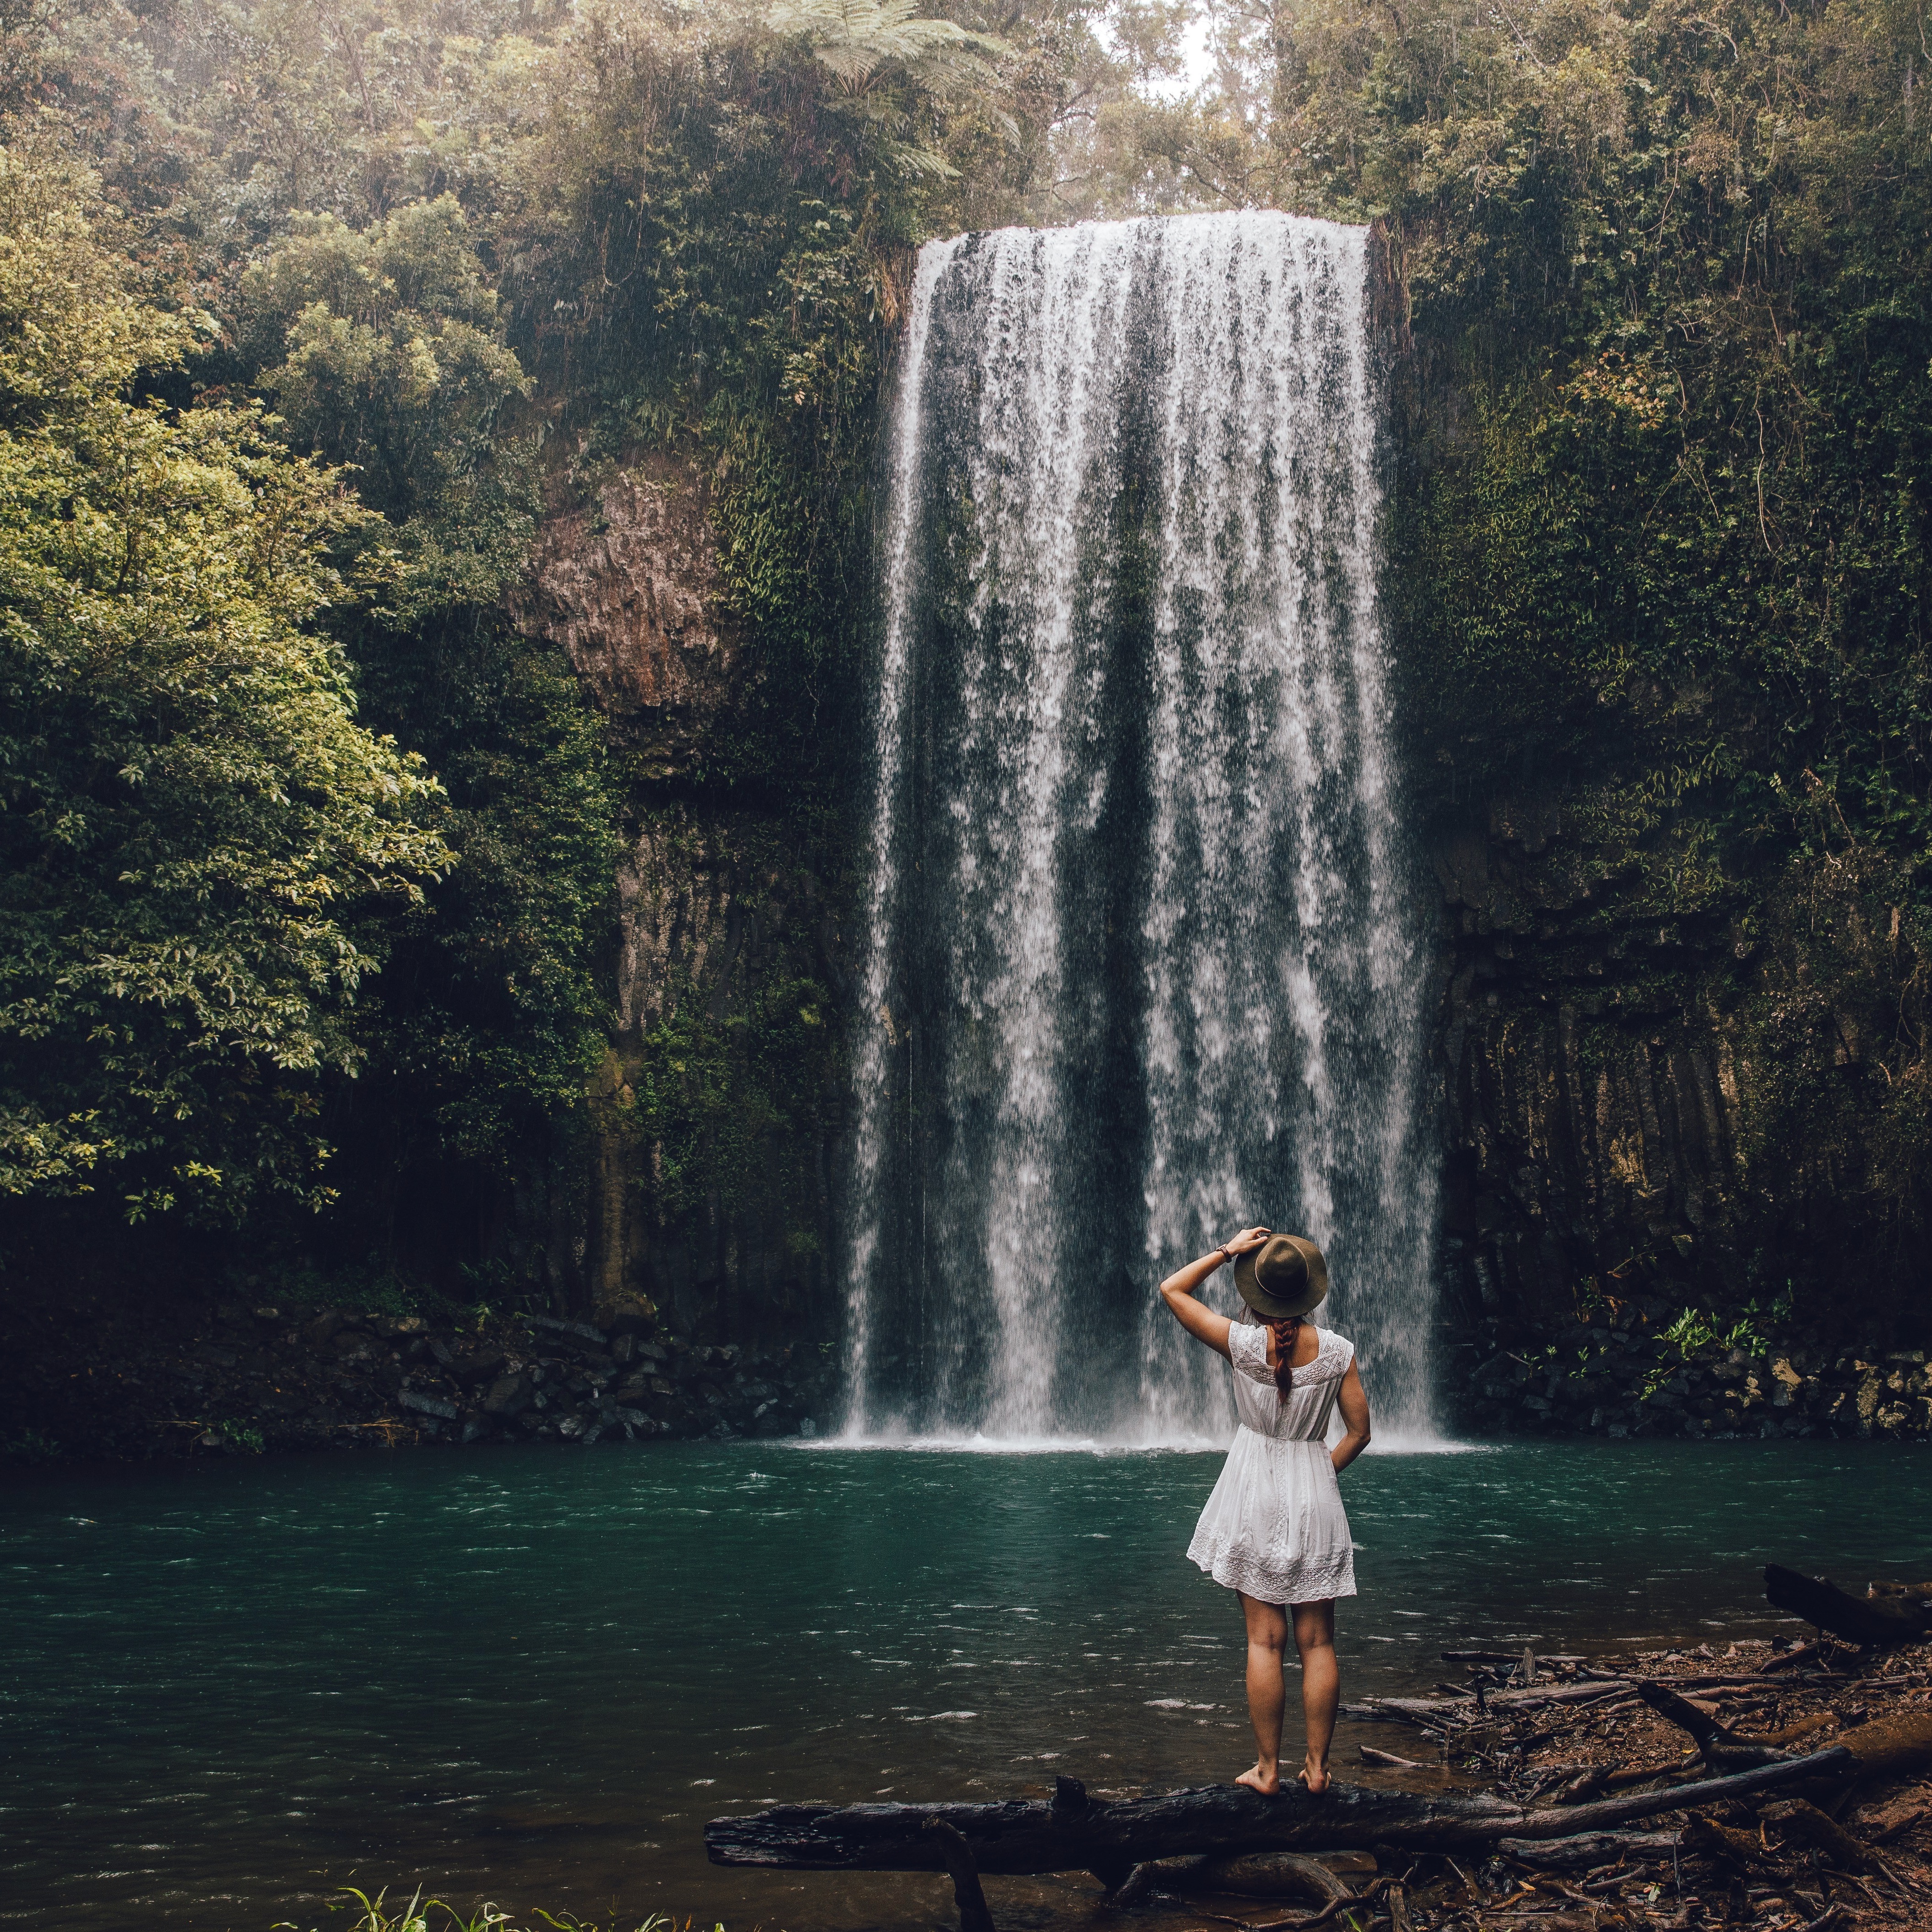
[1160,1227,1371,1796]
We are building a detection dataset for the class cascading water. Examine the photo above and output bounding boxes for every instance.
[841,211,1440,1446]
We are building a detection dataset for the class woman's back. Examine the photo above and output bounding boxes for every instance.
[1228,1320,1355,1442]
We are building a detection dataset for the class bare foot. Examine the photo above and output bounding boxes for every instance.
[1297,1763,1331,1796]
[1235,1762,1281,1795]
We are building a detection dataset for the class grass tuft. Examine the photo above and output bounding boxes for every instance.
[276,1885,707,1932]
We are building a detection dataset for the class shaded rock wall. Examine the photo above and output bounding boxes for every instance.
[514,454,850,1350]
[1430,782,1929,1435]
[0,1287,839,1462]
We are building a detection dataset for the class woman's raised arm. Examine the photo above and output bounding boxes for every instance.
[1158,1227,1270,1358]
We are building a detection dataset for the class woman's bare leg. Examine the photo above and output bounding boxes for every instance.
[1291,1599,1339,1793]
[1235,1591,1289,1793]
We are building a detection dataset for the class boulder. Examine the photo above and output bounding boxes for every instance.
[452,1348,507,1386]
[593,1295,656,1337]
[483,1372,535,1418]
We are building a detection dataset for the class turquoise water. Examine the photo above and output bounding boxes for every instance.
[3,1438,1928,1931]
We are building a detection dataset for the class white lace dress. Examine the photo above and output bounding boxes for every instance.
[1186,1320,1358,1606]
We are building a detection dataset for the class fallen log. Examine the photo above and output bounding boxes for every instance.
[1105,1850,1353,1911]
[1867,1580,1932,1604]
[1838,1709,1932,1778]
[1171,1852,1354,1902]
[1505,1747,1857,1838]
[1496,1831,1682,1871]
[705,1748,1860,1875]
[1765,1564,1932,1647]
[709,1779,1522,1876]
[1760,1798,1878,1872]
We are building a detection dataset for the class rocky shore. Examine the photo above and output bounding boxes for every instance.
[1457,1326,1932,1442]
[3,1291,839,1461]
[11,1277,1932,1464]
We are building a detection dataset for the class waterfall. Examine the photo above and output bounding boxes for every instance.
[840,212,1439,1446]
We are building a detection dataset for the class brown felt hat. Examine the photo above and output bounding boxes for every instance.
[1234,1232,1330,1320]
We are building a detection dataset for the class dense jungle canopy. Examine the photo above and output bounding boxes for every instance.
[0,0,1926,1343]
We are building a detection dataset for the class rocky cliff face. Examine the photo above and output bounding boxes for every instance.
[1429,780,1930,1436]
[513,454,849,1353]
[517,441,1928,1439]
[512,458,745,779]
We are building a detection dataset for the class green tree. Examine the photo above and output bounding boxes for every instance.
[0,141,450,1218]
[241,190,617,1230]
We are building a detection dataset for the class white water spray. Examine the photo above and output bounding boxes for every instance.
[842,213,1439,1447]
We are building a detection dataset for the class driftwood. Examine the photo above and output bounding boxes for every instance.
[923,1819,995,1932]
[1496,1831,1682,1870]
[1684,1812,1779,1868]
[1869,1579,1932,1603]
[1444,1651,1584,1665]
[1213,1877,1396,1932]
[706,1749,1859,1878]
[1837,1710,1932,1778]
[1344,1679,1632,1724]
[1159,1851,1355,1902]
[1506,1747,1856,1836]
[1766,1564,1932,1646]
[1106,1850,1352,1910]
[1636,1681,1785,1771]
[1761,1797,1879,1871]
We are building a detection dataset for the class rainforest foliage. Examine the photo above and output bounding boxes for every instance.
[1098,0,1932,1289]
[0,0,1128,1280]
[3,0,1928,1307]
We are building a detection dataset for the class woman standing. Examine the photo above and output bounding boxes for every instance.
[1160,1227,1372,1796]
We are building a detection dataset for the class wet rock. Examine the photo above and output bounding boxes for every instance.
[399,1390,459,1420]
[527,1313,606,1347]
[483,1372,535,1418]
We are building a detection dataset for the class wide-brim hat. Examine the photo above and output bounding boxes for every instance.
[1234,1232,1330,1320]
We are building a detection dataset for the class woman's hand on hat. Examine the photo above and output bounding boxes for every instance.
[1223,1227,1271,1256]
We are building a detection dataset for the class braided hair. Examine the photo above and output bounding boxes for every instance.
[1266,1315,1304,1398]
